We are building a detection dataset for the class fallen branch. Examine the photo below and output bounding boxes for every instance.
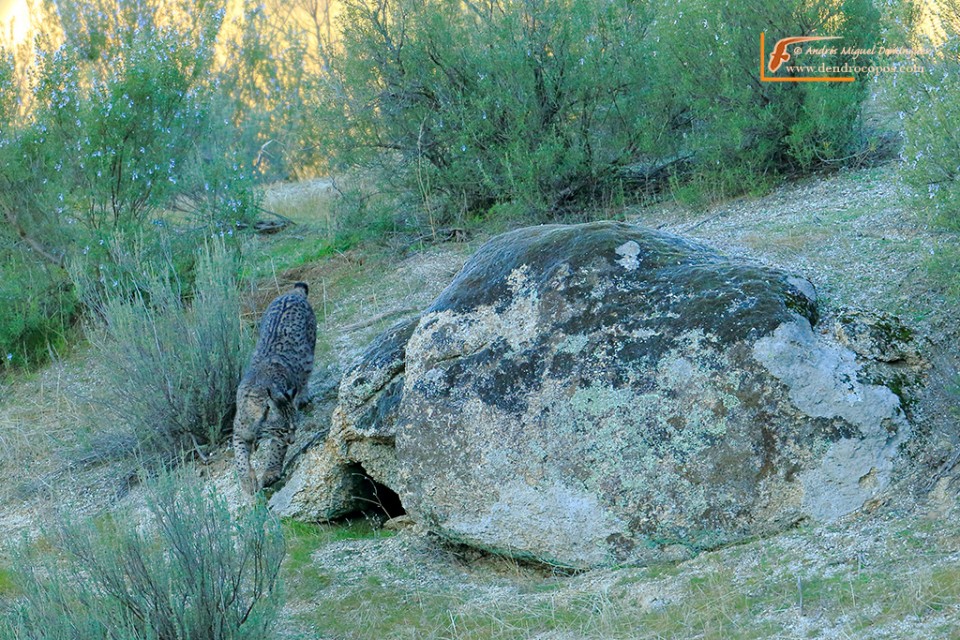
[3,209,66,268]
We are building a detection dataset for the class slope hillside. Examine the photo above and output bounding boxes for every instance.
[0,164,957,639]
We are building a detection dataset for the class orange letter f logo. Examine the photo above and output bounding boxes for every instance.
[768,36,842,72]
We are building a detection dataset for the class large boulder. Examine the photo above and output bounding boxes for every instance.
[275,222,912,568]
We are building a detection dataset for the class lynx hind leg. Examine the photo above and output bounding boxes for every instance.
[295,365,313,410]
[259,436,290,489]
[233,432,259,495]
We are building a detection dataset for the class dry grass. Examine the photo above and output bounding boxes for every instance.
[244,177,341,283]
[277,507,960,639]
[630,165,956,333]
[261,177,337,227]
[0,355,99,502]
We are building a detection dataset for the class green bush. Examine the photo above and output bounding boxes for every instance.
[0,47,78,370]
[33,0,325,181]
[0,13,258,244]
[0,47,14,125]
[0,252,76,372]
[897,34,960,230]
[1,472,285,640]
[218,1,321,181]
[653,0,882,202]
[79,238,251,466]
[318,0,670,222]
[318,0,883,219]
[0,2,265,368]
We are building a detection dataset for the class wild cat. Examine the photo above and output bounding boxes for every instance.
[234,282,316,494]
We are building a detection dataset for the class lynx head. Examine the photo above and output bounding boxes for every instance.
[234,385,278,436]
[292,282,309,297]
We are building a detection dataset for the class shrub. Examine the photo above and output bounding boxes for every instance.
[317,0,671,222]
[897,33,960,230]
[0,251,77,372]
[218,1,321,181]
[0,3,264,368]
[0,14,258,247]
[0,47,14,124]
[79,237,251,466]
[317,0,884,219]
[653,0,882,202]
[1,471,285,640]
[0,48,79,370]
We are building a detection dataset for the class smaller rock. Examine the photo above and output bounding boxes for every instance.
[270,317,419,520]
[926,476,960,519]
[383,514,416,531]
[834,309,922,363]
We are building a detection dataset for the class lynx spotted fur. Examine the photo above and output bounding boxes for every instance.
[234,282,316,494]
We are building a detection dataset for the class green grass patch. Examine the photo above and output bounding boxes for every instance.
[282,518,395,601]
[0,565,19,599]
[923,566,960,614]
[924,238,960,305]
[245,178,403,283]
[283,517,391,559]
[243,232,363,282]
[300,566,784,640]
[282,520,334,594]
